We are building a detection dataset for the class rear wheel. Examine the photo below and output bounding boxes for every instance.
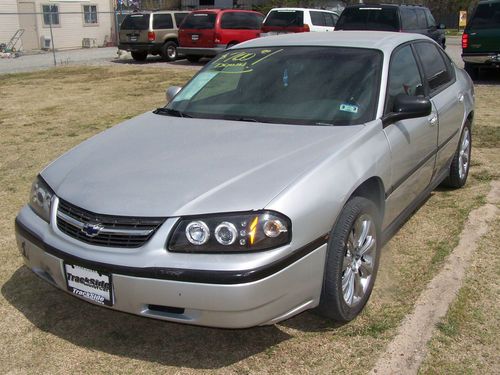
[161,41,178,62]
[131,51,148,62]
[316,196,381,323]
[442,122,472,188]
[464,63,479,80]
[186,55,201,63]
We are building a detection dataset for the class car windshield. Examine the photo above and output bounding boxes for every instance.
[469,3,500,29]
[167,47,382,126]
[121,14,150,30]
[336,8,399,31]
[180,13,216,29]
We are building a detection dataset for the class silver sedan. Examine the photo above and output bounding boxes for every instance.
[15,31,474,328]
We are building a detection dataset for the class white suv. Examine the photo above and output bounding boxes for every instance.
[261,8,339,35]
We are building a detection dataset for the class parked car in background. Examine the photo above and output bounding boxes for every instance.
[261,8,340,35]
[177,9,264,63]
[118,11,189,61]
[15,31,474,328]
[336,4,446,48]
[462,0,500,79]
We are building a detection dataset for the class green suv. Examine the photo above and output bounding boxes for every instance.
[462,0,500,79]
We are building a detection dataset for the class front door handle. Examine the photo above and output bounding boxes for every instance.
[428,115,438,127]
[458,93,464,103]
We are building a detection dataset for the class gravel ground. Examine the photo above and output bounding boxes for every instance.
[0,46,203,74]
[0,36,462,75]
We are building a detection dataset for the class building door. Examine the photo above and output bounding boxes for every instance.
[18,2,39,50]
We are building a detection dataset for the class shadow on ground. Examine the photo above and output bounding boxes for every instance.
[111,56,207,68]
[2,267,291,369]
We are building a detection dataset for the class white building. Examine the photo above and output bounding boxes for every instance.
[1,0,115,51]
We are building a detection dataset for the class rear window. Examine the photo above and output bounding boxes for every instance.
[121,14,150,30]
[336,7,399,31]
[153,14,173,29]
[181,13,216,29]
[469,3,500,29]
[221,12,263,30]
[264,10,304,27]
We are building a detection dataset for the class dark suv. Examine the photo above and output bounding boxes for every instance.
[336,4,446,48]
[462,0,500,79]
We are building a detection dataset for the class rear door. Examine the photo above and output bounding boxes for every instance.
[153,13,174,42]
[309,11,335,32]
[119,13,151,44]
[178,12,217,48]
[413,41,464,175]
[465,2,500,53]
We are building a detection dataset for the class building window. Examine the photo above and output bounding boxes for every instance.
[83,5,98,25]
[42,4,59,26]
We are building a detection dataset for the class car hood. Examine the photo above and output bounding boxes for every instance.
[42,112,364,217]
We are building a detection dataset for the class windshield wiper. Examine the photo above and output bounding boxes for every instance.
[153,107,192,118]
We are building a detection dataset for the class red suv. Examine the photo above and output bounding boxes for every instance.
[178,9,264,63]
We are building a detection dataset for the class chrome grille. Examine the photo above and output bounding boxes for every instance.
[56,199,165,248]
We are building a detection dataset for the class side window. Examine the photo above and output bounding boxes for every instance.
[310,11,326,26]
[401,8,418,30]
[174,13,188,27]
[153,14,173,29]
[386,45,423,113]
[221,12,262,30]
[415,9,427,29]
[414,42,452,93]
[425,9,436,28]
[324,13,337,27]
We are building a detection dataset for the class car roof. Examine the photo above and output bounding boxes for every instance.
[269,7,338,12]
[345,3,428,9]
[239,31,430,52]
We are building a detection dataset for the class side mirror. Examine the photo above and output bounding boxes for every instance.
[382,94,432,127]
[166,86,182,103]
[438,23,446,30]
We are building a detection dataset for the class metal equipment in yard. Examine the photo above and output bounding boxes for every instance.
[1,29,25,53]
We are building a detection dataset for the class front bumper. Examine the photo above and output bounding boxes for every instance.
[15,205,327,328]
[462,52,500,66]
[177,46,225,57]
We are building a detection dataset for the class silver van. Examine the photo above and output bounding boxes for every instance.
[119,11,189,61]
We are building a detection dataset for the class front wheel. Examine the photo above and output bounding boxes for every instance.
[442,122,472,188]
[161,41,178,62]
[316,196,381,323]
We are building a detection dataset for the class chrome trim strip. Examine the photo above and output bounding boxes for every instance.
[56,211,154,236]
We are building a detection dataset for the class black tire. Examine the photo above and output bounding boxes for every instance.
[131,51,148,62]
[186,55,201,63]
[464,63,479,80]
[442,121,472,188]
[161,41,178,62]
[441,39,446,49]
[316,196,381,323]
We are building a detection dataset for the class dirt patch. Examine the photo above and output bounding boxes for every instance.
[370,180,500,374]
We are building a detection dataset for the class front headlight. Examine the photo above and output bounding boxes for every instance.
[168,211,291,253]
[28,176,54,222]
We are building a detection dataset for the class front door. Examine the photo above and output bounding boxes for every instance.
[18,2,39,50]
[383,44,438,228]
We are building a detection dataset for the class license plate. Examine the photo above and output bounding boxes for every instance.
[191,34,199,41]
[129,36,137,42]
[64,263,113,306]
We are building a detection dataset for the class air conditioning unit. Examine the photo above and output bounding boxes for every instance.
[41,36,51,50]
[82,38,97,48]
